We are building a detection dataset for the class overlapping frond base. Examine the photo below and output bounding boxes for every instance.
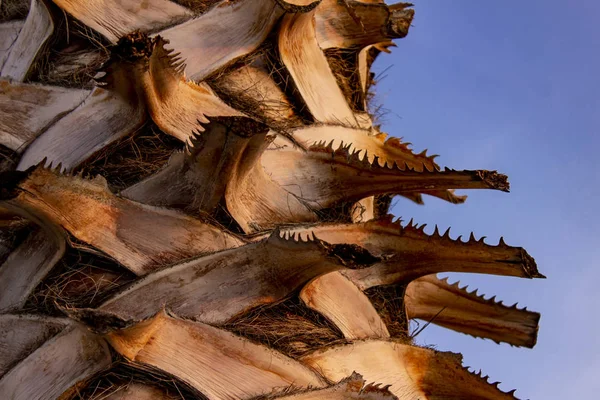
[0,1,542,399]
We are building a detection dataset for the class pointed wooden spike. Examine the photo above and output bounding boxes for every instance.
[0,21,24,73]
[261,143,510,211]
[315,0,414,49]
[274,219,543,290]
[405,275,540,347]
[106,311,326,399]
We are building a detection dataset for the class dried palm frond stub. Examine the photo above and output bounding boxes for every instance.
[405,275,540,348]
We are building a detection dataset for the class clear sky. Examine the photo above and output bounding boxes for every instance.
[375,1,599,398]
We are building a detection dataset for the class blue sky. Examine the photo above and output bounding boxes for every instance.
[376,1,599,398]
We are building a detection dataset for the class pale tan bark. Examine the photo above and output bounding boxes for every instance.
[52,0,192,43]
[17,59,146,171]
[0,326,111,400]
[301,340,518,399]
[210,57,299,125]
[139,37,244,142]
[279,11,358,127]
[0,227,65,311]
[1,0,52,81]
[158,0,285,81]
[3,167,244,275]
[276,217,543,288]
[107,311,327,400]
[0,80,89,152]
[300,272,390,339]
[0,20,22,70]
[0,314,69,377]
[405,275,540,348]
[100,231,359,323]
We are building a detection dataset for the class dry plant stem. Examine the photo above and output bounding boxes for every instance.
[0,21,23,70]
[0,326,111,400]
[2,167,244,275]
[138,36,244,142]
[315,0,414,49]
[300,340,518,399]
[0,80,89,152]
[405,275,540,347]
[1,0,53,81]
[107,311,327,400]
[17,59,147,171]
[0,314,69,377]
[277,217,543,288]
[99,231,362,324]
[300,272,390,339]
[279,10,359,127]
[260,142,509,210]
[0,227,65,312]
[52,0,193,43]
[158,0,285,81]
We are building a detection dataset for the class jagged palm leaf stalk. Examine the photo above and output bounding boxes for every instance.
[0,0,543,399]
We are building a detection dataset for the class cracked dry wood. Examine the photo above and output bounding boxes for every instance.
[107,311,326,400]
[279,10,358,127]
[315,0,414,49]
[0,314,69,377]
[3,167,244,275]
[52,0,193,43]
[300,340,518,399]
[158,0,285,81]
[276,217,543,289]
[0,325,111,400]
[0,227,65,312]
[1,0,53,81]
[100,231,359,323]
[0,80,89,152]
[405,275,540,348]
[300,271,390,339]
[17,58,147,171]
